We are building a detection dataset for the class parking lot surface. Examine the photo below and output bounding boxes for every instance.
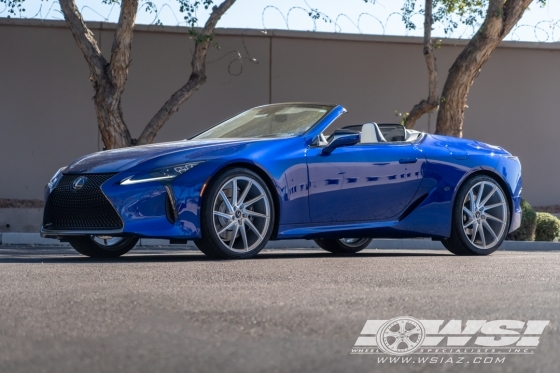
[0,246,558,373]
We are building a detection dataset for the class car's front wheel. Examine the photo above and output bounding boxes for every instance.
[314,238,372,254]
[195,168,275,259]
[443,175,510,256]
[68,236,139,258]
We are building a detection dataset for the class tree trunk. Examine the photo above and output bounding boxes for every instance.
[59,0,138,149]
[403,0,438,129]
[93,87,132,149]
[137,0,236,145]
[60,0,235,149]
[435,0,532,137]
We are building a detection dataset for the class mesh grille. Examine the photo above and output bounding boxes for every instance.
[43,174,123,230]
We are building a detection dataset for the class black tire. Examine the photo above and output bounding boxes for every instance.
[443,175,510,256]
[194,168,275,259]
[68,236,139,258]
[314,238,372,254]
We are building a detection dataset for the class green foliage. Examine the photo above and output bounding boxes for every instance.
[188,28,219,48]
[0,0,25,17]
[402,0,486,35]
[177,1,222,47]
[394,110,409,125]
[0,0,220,46]
[401,0,547,35]
[307,8,332,24]
[178,0,214,28]
[305,1,379,29]
[535,212,560,242]
[507,198,536,241]
[0,0,213,28]
[507,200,560,242]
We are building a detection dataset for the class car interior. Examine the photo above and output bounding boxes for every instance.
[318,123,423,146]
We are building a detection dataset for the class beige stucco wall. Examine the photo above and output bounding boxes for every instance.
[0,19,558,206]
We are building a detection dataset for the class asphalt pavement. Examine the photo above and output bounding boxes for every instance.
[0,245,558,373]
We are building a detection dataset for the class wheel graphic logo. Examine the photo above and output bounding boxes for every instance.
[376,317,425,355]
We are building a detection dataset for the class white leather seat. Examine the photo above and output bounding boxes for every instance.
[360,123,378,143]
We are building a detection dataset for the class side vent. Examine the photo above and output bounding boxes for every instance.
[164,186,179,224]
[398,194,428,221]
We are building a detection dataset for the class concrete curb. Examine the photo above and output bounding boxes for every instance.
[0,233,558,251]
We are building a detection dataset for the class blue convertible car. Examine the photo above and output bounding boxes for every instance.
[41,103,522,259]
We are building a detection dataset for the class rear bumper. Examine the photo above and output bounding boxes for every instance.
[508,196,522,234]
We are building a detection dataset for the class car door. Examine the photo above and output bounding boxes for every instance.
[306,143,426,223]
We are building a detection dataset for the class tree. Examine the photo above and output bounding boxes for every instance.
[401,0,541,137]
[435,0,534,137]
[2,0,236,149]
[3,0,540,141]
[402,0,439,129]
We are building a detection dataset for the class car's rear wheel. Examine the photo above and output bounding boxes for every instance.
[443,175,510,256]
[68,236,139,258]
[314,238,372,254]
[195,168,275,259]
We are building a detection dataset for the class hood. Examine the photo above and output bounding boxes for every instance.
[64,138,260,174]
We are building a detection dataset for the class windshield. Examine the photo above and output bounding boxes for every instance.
[192,104,332,139]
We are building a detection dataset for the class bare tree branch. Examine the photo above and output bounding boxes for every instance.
[58,0,106,82]
[137,0,237,145]
[404,0,439,129]
[109,0,138,95]
[502,0,533,34]
[435,0,532,137]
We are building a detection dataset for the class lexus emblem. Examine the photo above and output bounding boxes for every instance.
[72,176,87,191]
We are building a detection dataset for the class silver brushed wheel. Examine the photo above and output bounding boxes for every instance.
[212,176,271,253]
[195,168,275,259]
[461,181,507,250]
[443,175,510,256]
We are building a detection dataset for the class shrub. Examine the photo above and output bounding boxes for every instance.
[535,212,560,242]
[506,198,536,241]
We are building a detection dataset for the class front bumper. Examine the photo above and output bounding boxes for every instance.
[42,171,206,240]
[41,227,124,238]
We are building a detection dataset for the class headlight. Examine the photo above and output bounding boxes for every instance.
[48,167,66,191]
[120,162,203,185]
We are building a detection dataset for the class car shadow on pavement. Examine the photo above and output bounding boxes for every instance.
[257,251,451,260]
[0,246,451,264]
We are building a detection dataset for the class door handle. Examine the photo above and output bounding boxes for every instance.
[399,158,417,164]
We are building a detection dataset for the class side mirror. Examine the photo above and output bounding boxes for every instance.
[321,133,360,155]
